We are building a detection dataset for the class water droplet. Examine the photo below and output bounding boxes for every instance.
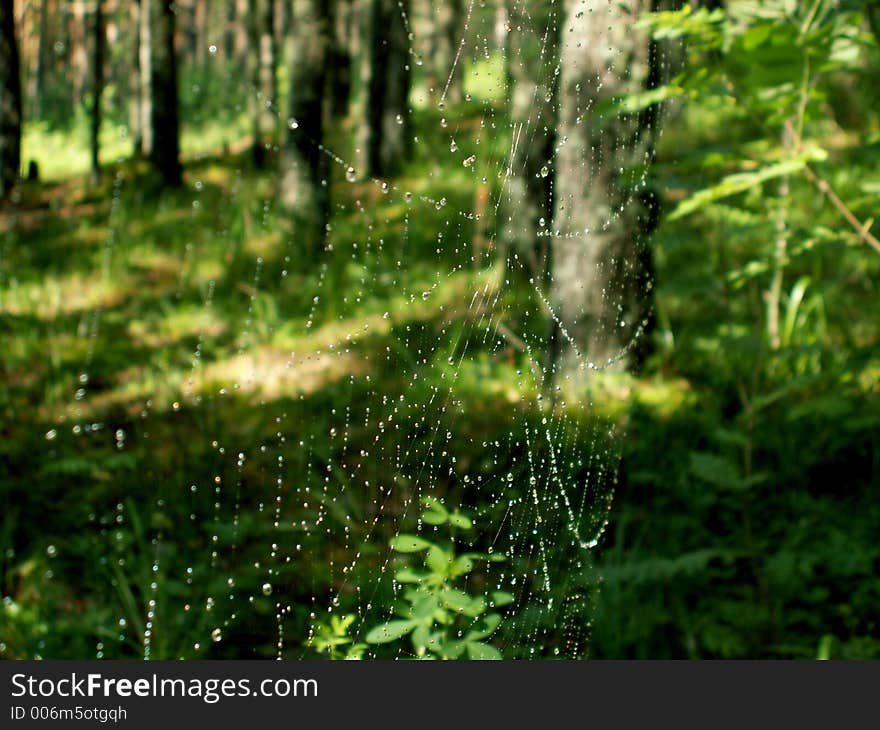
[345,166,357,183]
[262,583,273,596]
[540,165,550,178]
[46,545,57,558]
[211,628,222,642]
[45,429,57,441]
[287,118,299,130]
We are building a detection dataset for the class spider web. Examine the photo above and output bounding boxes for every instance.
[3,0,658,660]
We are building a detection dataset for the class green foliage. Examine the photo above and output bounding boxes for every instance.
[588,0,880,659]
[365,499,510,660]
[4,1,879,662]
[307,614,367,660]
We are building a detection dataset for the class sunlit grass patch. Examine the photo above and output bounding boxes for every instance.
[127,304,227,349]
[0,270,132,319]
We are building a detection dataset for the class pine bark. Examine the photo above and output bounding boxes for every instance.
[550,0,657,378]
[0,0,22,200]
[366,0,411,178]
[279,0,330,250]
[327,0,353,120]
[34,0,51,118]
[71,1,88,108]
[90,0,105,182]
[248,0,276,168]
[148,0,182,186]
[433,0,464,105]
[501,4,561,287]
[138,0,152,156]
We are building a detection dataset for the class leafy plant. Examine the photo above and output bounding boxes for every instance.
[365,498,512,660]
[307,614,367,660]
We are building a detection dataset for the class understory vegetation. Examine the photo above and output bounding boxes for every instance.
[2,2,879,660]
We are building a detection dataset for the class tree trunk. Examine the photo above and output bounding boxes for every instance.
[367,0,411,178]
[71,1,88,109]
[275,0,290,61]
[194,0,207,74]
[225,0,236,60]
[149,0,181,187]
[249,0,276,168]
[0,0,22,200]
[34,0,51,119]
[550,0,657,379]
[279,0,330,250]
[433,0,464,106]
[501,3,560,287]
[138,0,152,156]
[259,0,277,140]
[90,0,105,183]
[235,0,249,59]
[327,0,353,120]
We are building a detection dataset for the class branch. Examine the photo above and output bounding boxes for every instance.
[801,164,880,256]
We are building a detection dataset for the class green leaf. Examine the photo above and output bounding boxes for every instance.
[426,545,450,573]
[394,567,428,584]
[420,496,448,515]
[491,591,514,607]
[781,276,810,347]
[390,535,432,553]
[441,588,478,613]
[410,593,440,620]
[441,589,486,617]
[450,554,474,577]
[689,452,743,490]
[447,512,473,530]
[466,613,502,641]
[606,84,685,116]
[411,623,431,652]
[365,620,417,644]
[422,509,448,525]
[689,453,765,491]
[669,152,826,221]
[466,642,502,660]
[443,641,467,659]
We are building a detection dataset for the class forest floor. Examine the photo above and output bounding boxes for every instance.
[2,96,879,659]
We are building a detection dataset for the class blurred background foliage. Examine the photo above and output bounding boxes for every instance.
[1,0,879,659]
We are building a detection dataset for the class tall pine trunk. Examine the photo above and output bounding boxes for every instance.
[34,0,51,119]
[501,4,560,288]
[90,0,105,183]
[327,0,353,120]
[138,0,152,156]
[433,0,464,106]
[550,0,657,379]
[0,0,21,201]
[149,0,181,187]
[249,0,276,168]
[194,0,207,74]
[367,0,411,178]
[279,0,330,250]
[71,1,88,109]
